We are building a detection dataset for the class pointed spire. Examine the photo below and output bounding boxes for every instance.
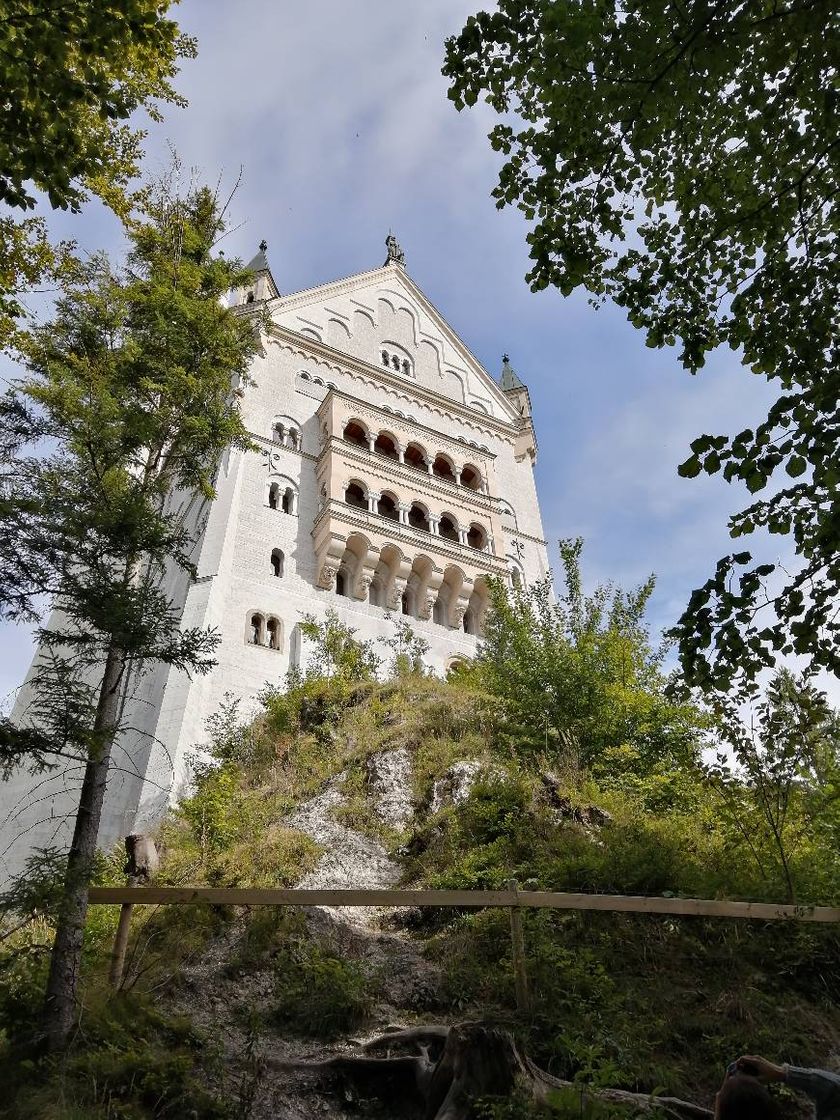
[500,353,525,391]
[246,240,270,273]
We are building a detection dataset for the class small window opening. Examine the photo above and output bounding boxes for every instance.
[391,354,400,371]
[273,423,285,444]
[336,570,347,597]
[377,493,399,521]
[467,524,486,550]
[433,598,446,625]
[433,455,456,482]
[461,466,481,491]
[381,350,389,366]
[266,618,280,649]
[345,482,367,510]
[343,421,368,448]
[246,291,255,304]
[268,482,280,510]
[463,609,476,635]
[404,444,426,471]
[271,549,284,578]
[402,359,410,375]
[289,428,299,450]
[281,487,294,514]
[408,504,429,532]
[511,568,522,590]
[439,515,459,543]
[401,591,412,616]
[374,432,399,459]
[249,613,264,644]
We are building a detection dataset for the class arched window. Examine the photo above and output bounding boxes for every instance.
[343,420,369,448]
[273,422,285,444]
[377,492,399,521]
[345,482,367,509]
[374,432,399,459]
[438,514,459,543]
[467,523,487,551]
[404,443,426,471]
[381,350,389,367]
[336,570,347,597]
[281,487,295,514]
[271,549,284,578]
[268,482,280,510]
[463,608,476,635]
[266,617,281,650]
[246,291,255,304]
[432,455,455,482]
[288,428,299,450]
[249,613,265,645]
[408,503,430,532]
[391,354,400,371]
[461,465,482,491]
[401,590,414,616]
[401,360,410,376]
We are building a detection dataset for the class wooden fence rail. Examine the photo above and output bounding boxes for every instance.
[88,885,840,923]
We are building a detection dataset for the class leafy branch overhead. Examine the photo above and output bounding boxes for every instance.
[444,0,840,690]
[0,1,195,346]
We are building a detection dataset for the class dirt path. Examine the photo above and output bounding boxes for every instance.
[170,753,441,1118]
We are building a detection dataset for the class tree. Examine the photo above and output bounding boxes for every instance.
[475,539,703,775]
[298,610,382,683]
[443,1,840,692]
[709,669,839,903]
[0,0,195,345]
[0,177,262,1048]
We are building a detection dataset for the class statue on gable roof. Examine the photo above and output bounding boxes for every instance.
[384,233,405,266]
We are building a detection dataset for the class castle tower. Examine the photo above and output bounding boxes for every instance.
[0,236,550,880]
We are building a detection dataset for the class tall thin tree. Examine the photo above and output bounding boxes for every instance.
[0,175,264,1048]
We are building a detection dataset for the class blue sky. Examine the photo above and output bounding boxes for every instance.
[0,0,786,706]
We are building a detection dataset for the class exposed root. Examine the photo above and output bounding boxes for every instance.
[271,1021,713,1120]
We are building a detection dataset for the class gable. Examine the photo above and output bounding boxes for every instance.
[267,265,517,422]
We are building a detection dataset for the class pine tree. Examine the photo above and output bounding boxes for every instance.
[0,176,264,1048]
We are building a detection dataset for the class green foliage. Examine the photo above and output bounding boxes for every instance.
[298,609,381,682]
[709,669,840,903]
[224,909,374,1040]
[2,990,227,1119]
[270,937,373,1039]
[475,540,705,772]
[0,2,195,343]
[444,1,840,689]
[382,613,430,677]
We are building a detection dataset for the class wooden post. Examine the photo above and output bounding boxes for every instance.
[109,834,158,989]
[109,885,136,989]
[506,878,530,1013]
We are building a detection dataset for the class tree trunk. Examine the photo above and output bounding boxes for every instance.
[42,643,125,1050]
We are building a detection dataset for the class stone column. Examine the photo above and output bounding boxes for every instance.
[454,468,462,485]
[429,516,440,536]
[368,491,380,514]
[488,536,495,555]
[458,527,468,546]
[397,445,405,464]
[426,460,434,475]
[398,503,411,526]
[368,434,376,453]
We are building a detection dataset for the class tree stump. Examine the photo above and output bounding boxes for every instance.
[274,1021,713,1120]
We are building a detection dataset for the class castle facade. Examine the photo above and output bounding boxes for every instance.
[0,238,549,879]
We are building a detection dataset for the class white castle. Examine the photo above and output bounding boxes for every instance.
[1,236,549,880]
